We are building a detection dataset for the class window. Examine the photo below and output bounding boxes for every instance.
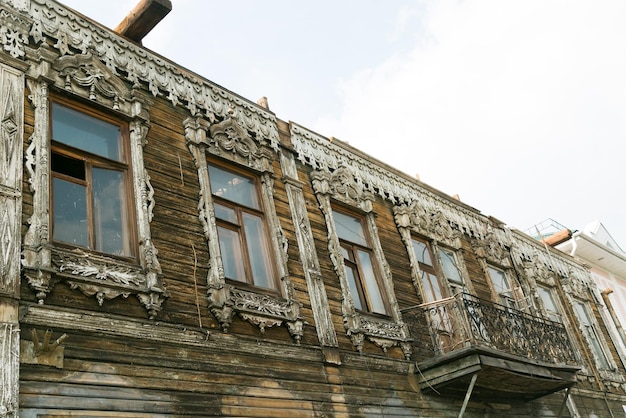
[438,248,467,295]
[488,265,524,309]
[332,209,387,314]
[411,238,444,303]
[51,101,134,257]
[573,300,611,369]
[209,163,276,289]
[537,286,562,322]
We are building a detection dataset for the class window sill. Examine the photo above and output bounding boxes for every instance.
[23,245,167,319]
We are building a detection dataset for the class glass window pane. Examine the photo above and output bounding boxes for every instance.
[357,249,386,314]
[345,266,363,311]
[92,167,129,256]
[440,249,462,283]
[218,226,246,281]
[208,164,259,209]
[243,213,274,289]
[575,302,610,368]
[214,203,237,223]
[488,266,508,293]
[53,177,89,248]
[52,103,121,161]
[412,239,432,265]
[332,211,367,246]
[538,286,561,322]
[422,272,443,302]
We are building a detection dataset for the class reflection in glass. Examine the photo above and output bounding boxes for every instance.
[218,226,246,281]
[209,164,259,209]
[439,249,462,283]
[214,203,237,223]
[243,213,273,289]
[52,102,121,161]
[53,178,88,248]
[358,250,386,314]
[93,167,128,256]
[345,267,363,311]
[333,210,367,246]
[412,240,432,265]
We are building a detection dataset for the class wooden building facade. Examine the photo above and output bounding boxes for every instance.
[1,0,626,416]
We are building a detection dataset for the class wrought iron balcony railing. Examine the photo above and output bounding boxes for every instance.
[404,293,578,366]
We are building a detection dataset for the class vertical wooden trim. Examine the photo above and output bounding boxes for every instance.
[0,60,24,418]
[280,151,338,348]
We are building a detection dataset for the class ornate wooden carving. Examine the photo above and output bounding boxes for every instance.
[0,4,31,59]
[0,59,23,418]
[185,116,304,343]
[21,51,167,318]
[26,0,279,150]
[280,150,338,348]
[311,164,411,357]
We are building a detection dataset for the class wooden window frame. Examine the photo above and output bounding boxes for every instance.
[411,237,447,302]
[332,206,390,316]
[49,97,137,260]
[536,285,563,323]
[487,263,526,310]
[573,299,612,370]
[209,160,278,291]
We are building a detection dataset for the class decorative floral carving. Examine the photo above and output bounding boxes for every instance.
[0,7,31,59]
[393,202,459,249]
[231,288,292,318]
[474,227,509,265]
[53,250,144,287]
[53,52,130,109]
[66,281,131,306]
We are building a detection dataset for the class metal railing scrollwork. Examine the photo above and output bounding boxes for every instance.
[403,293,577,365]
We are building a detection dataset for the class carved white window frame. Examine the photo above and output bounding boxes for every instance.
[312,166,411,358]
[184,114,304,344]
[393,201,472,300]
[561,271,625,386]
[22,51,167,318]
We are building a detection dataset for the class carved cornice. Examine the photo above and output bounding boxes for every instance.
[0,5,31,59]
[292,123,594,288]
[25,0,278,148]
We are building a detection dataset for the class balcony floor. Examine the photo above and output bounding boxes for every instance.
[415,346,580,401]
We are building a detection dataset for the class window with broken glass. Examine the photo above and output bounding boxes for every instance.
[50,100,135,258]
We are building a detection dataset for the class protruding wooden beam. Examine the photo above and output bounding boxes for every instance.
[114,0,172,44]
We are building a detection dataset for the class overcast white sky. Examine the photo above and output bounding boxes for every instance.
[61,0,626,250]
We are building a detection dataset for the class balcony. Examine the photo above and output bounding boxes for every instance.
[404,293,580,401]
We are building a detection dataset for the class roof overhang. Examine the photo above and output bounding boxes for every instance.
[557,233,626,278]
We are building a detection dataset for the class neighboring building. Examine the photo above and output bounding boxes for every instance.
[1,0,626,416]
[534,219,626,365]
